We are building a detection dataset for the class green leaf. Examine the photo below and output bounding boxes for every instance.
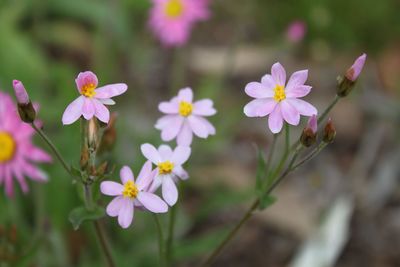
[259,195,277,210]
[255,146,266,195]
[68,206,105,230]
[70,166,82,178]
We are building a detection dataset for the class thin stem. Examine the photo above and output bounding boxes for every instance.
[285,123,290,154]
[291,143,327,171]
[166,204,177,266]
[153,214,166,267]
[94,221,116,267]
[264,135,277,178]
[31,123,72,175]
[318,95,340,124]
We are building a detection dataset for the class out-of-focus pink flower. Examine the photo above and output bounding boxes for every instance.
[141,143,190,206]
[244,62,317,134]
[148,0,211,47]
[156,87,216,146]
[12,80,29,104]
[100,162,168,229]
[62,71,127,125]
[286,20,307,43]
[0,91,52,197]
[346,53,367,81]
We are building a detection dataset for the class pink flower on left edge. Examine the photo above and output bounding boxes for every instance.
[100,162,168,229]
[244,62,317,134]
[148,0,210,47]
[0,91,52,197]
[62,71,127,125]
[156,87,216,146]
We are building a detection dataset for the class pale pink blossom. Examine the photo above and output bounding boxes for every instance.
[244,62,317,134]
[0,91,52,197]
[286,20,306,43]
[141,143,190,206]
[156,87,216,146]
[62,71,127,125]
[100,162,168,229]
[12,80,29,104]
[148,0,210,47]
[346,53,367,81]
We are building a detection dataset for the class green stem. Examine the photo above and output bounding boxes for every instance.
[93,221,116,267]
[166,204,177,266]
[31,123,72,176]
[264,135,277,177]
[290,143,327,171]
[318,95,340,124]
[270,125,291,180]
[153,215,166,267]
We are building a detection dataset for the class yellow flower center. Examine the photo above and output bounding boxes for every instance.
[273,85,286,102]
[178,101,193,117]
[165,0,184,18]
[81,83,97,98]
[0,132,16,163]
[158,161,174,175]
[122,180,139,199]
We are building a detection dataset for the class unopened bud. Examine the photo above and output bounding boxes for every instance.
[337,53,367,97]
[80,147,89,169]
[88,118,98,149]
[97,162,108,176]
[323,118,336,143]
[13,80,36,123]
[300,114,317,147]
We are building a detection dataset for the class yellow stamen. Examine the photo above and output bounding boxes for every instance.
[273,85,286,102]
[81,83,97,98]
[158,161,174,175]
[0,132,16,163]
[122,180,139,198]
[178,101,193,117]
[165,0,184,18]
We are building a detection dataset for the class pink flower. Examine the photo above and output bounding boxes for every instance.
[346,53,367,81]
[0,91,52,197]
[286,20,307,43]
[141,143,190,206]
[100,162,168,229]
[12,80,29,104]
[148,0,210,47]
[244,62,317,134]
[307,114,317,134]
[156,88,216,146]
[62,71,127,125]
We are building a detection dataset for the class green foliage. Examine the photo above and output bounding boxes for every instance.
[68,206,105,230]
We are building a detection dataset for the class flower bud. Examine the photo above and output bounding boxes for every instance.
[88,118,98,149]
[323,118,336,143]
[337,53,367,97]
[300,114,317,147]
[13,80,36,123]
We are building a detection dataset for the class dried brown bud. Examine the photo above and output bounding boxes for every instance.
[88,118,98,149]
[97,161,108,176]
[80,147,89,169]
[17,102,36,123]
[323,119,336,143]
[98,113,117,154]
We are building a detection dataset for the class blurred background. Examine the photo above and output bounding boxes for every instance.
[0,0,400,266]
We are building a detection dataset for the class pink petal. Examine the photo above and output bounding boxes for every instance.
[307,114,318,133]
[75,71,98,93]
[137,192,168,213]
[162,176,178,206]
[4,166,14,198]
[14,167,29,193]
[261,74,277,90]
[25,146,52,163]
[93,99,110,123]
[100,181,124,196]
[159,101,179,114]
[285,85,312,98]
[177,88,193,102]
[244,99,277,117]
[62,96,84,125]
[245,82,274,98]
[268,104,284,134]
[106,196,124,217]
[346,53,367,81]
[99,98,115,105]
[286,98,317,116]
[95,84,128,99]
[141,143,161,164]
[136,161,154,190]
[281,100,300,126]
[193,116,216,135]
[155,115,180,130]
[172,146,191,165]
[160,116,184,141]
[158,145,173,161]
[193,99,216,116]
[285,70,308,92]
[271,62,286,86]
[118,199,134,228]
[82,98,95,120]
[120,166,134,184]
[177,122,193,146]
[173,165,189,180]
[188,115,209,138]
